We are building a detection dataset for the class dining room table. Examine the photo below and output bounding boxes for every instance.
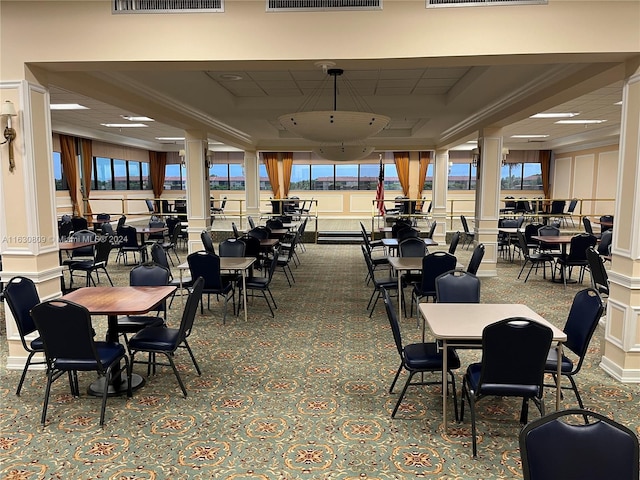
[177,256,256,322]
[419,302,567,429]
[531,234,576,283]
[60,285,177,396]
[382,237,438,256]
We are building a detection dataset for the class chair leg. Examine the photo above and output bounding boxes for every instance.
[391,372,416,418]
[389,363,404,393]
[165,353,188,397]
[567,375,585,409]
[469,394,478,457]
[41,369,55,425]
[16,351,37,395]
[182,340,201,375]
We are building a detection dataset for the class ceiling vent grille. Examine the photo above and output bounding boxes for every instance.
[427,0,545,7]
[113,0,223,13]
[267,0,381,11]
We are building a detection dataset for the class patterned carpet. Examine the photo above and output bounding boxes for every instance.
[1,238,639,479]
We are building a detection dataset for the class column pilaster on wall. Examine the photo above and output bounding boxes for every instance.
[244,150,260,216]
[183,131,209,254]
[473,128,503,277]
[432,149,449,245]
[600,61,640,383]
[1,80,60,372]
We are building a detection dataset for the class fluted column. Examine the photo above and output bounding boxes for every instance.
[432,149,449,245]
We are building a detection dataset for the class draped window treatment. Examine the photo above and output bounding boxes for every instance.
[149,151,167,200]
[417,151,431,207]
[393,151,410,196]
[282,152,293,198]
[540,150,552,200]
[60,134,80,217]
[263,152,280,198]
[80,138,93,226]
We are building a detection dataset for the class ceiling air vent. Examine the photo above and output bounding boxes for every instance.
[427,0,545,7]
[267,0,381,12]
[113,0,223,13]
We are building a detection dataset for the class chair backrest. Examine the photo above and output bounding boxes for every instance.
[420,252,458,295]
[220,196,227,209]
[563,288,604,361]
[232,222,240,239]
[101,222,115,236]
[391,219,412,238]
[94,237,113,264]
[520,409,639,480]
[397,227,419,244]
[120,225,140,248]
[129,263,170,315]
[58,220,73,240]
[398,237,427,258]
[116,215,127,231]
[516,215,525,229]
[71,216,88,232]
[537,225,560,250]
[248,226,269,240]
[466,243,485,275]
[586,247,609,295]
[150,242,171,272]
[448,231,461,254]
[382,288,404,358]
[247,216,256,229]
[145,199,155,213]
[3,276,41,343]
[219,238,246,257]
[426,221,437,239]
[435,269,480,303]
[70,229,97,257]
[597,229,612,256]
[31,299,102,369]
[567,198,578,213]
[200,230,216,254]
[177,276,204,342]
[241,235,262,264]
[567,234,597,261]
[460,215,471,234]
[148,220,166,239]
[266,218,284,230]
[187,251,226,290]
[524,223,543,244]
[550,200,566,215]
[599,214,614,233]
[166,216,180,235]
[478,318,553,395]
[582,216,594,234]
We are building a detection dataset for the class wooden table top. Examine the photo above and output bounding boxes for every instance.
[531,235,575,244]
[388,256,463,271]
[382,238,438,247]
[135,227,167,234]
[61,286,176,316]
[177,256,257,271]
[259,238,280,248]
[59,241,96,251]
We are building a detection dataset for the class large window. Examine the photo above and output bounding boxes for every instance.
[209,164,229,190]
[335,164,358,190]
[290,164,311,190]
[448,164,474,190]
[92,157,150,190]
[52,151,68,190]
[287,163,399,191]
[229,164,245,190]
[422,164,434,190]
[259,164,270,191]
[311,164,334,190]
[164,164,185,190]
[501,163,543,190]
[94,157,113,190]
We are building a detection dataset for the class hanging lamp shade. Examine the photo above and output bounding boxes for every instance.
[278,68,390,144]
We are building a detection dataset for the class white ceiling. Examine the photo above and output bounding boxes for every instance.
[45,57,626,156]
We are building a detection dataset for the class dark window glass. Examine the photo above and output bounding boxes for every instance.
[448,163,471,190]
[52,151,68,190]
[335,164,358,190]
[128,161,142,190]
[95,157,112,190]
[311,165,334,190]
[113,159,127,190]
[141,162,151,190]
[290,164,311,190]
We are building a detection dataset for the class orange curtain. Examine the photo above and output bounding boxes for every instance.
[417,151,431,210]
[149,151,167,200]
[394,151,410,196]
[263,152,280,198]
[80,138,93,226]
[60,134,80,217]
[282,152,293,197]
[540,149,552,201]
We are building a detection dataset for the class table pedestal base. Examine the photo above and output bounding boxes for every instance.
[88,372,145,397]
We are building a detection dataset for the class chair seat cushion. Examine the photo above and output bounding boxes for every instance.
[128,326,179,351]
[55,342,125,371]
[116,315,164,333]
[544,348,574,373]
[30,336,44,351]
[466,363,540,397]
[245,277,269,288]
[404,342,460,370]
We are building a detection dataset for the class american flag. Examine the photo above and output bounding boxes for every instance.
[375,155,386,216]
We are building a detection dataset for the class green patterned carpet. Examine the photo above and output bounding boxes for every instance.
[1,241,639,479]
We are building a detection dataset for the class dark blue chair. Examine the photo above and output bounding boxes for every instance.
[127,277,204,397]
[187,251,235,322]
[30,299,131,426]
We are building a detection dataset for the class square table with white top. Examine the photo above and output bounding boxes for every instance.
[419,303,567,429]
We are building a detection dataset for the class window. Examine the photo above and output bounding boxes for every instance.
[359,163,378,190]
[311,164,334,190]
[229,164,245,190]
[113,159,127,190]
[259,164,270,191]
[448,163,473,190]
[209,164,229,190]
[422,164,434,190]
[128,161,142,190]
[141,162,150,189]
[164,164,183,190]
[335,164,358,190]
[52,151,68,190]
[95,157,113,190]
[290,164,311,190]
[384,164,400,190]
[501,163,543,190]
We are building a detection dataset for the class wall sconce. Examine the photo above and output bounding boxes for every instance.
[1,100,17,172]
[501,147,510,166]
[205,150,214,169]
[448,161,453,174]
[471,148,480,167]
[178,149,186,166]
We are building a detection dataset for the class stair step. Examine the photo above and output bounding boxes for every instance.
[317,231,362,244]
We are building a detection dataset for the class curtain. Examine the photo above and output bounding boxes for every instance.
[282,152,293,197]
[394,151,410,196]
[540,149,552,204]
[263,152,280,198]
[80,138,93,226]
[60,134,80,217]
[150,151,167,200]
[417,151,431,210]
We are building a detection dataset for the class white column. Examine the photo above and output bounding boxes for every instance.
[1,80,60,372]
[600,62,640,383]
[473,128,503,277]
[432,149,449,245]
[244,150,260,217]
[183,130,209,254]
